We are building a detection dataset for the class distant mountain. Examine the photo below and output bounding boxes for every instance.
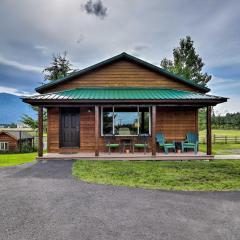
[0,93,36,124]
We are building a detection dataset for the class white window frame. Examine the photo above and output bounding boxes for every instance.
[0,142,9,151]
[101,106,151,136]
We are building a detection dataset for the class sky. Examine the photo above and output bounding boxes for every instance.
[0,0,240,115]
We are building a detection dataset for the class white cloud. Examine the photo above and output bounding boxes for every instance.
[0,86,33,96]
[0,55,42,73]
[214,97,240,115]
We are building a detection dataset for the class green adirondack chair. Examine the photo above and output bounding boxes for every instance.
[133,135,148,154]
[181,132,198,154]
[156,133,176,154]
[104,136,120,154]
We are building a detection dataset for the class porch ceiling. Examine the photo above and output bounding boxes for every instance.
[22,87,227,106]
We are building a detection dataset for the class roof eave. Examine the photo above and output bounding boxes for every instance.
[23,98,227,106]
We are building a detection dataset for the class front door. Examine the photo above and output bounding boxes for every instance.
[60,108,80,147]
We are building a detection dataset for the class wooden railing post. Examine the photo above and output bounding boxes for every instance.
[151,105,156,156]
[38,106,43,157]
[95,106,99,157]
[206,106,212,155]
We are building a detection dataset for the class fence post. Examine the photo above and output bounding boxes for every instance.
[213,134,215,144]
[225,136,227,144]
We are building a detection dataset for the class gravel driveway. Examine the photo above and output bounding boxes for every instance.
[0,160,240,240]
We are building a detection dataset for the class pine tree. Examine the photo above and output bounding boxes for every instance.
[160,36,211,86]
[43,52,76,81]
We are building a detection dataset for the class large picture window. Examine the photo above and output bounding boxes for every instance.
[101,106,151,136]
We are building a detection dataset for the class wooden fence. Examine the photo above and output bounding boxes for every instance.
[200,135,240,144]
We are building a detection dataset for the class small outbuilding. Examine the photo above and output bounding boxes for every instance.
[0,130,34,152]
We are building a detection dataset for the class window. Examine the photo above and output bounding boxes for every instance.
[114,107,138,135]
[0,142,8,151]
[139,107,150,135]
[102,107,113,135]
[101,106,151,136]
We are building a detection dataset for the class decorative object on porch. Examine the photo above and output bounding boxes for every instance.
[133,135,149,154]
[104,136,120,154]
[120,138,133,154]
[156,133,176,154]
[175,142,182,154]
[181,132,199,154]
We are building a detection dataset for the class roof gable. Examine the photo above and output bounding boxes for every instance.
[0,131,33,140]
[36,52,210,93]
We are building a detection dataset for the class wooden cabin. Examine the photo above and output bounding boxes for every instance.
[23,52,227,160]
[0,130,34,152]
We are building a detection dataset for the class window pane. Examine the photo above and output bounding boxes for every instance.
[102,107,113,135]
[139,107,150,135]
[114,107,138,135]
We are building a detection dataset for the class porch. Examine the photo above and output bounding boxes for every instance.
[37,151,213,161]
[35,103,213,160]
[21,87,228,160]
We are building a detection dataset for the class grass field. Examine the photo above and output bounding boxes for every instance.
[200,143,240,155]
[73,160,240,191]
[0,152,37,167]
[199,129,240,154]
[199,129,240,138]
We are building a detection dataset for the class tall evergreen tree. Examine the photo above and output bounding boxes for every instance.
[160,36,211,86]
[43,52,76,81]
[22,52,77,131]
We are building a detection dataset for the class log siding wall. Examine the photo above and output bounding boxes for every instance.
[43,60,202,94]
[47,107,198,153]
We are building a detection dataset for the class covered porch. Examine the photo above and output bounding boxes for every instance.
[36,104,213,160]
[22,87,227,160]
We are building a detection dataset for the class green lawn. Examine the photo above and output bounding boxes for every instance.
[199,143,240,155]
[72,160,240,191]
[0,152,37,167]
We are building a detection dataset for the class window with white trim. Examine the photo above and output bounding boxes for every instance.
[0,142,9,151]
[101,106,151,136]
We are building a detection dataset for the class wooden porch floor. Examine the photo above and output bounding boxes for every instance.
[37,152,213,161]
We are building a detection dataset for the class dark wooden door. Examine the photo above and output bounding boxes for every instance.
[60,108,80,147]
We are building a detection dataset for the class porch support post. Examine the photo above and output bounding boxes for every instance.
[95,105,99,157]
[151,105,156,156]
[38,106,43,157]
[206,106,212,155]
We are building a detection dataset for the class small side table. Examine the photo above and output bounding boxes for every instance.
[120,138,133,153]
[175,141,182,153]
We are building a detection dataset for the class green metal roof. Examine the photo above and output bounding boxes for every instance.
[35,52,210,93]
[24,88,226,101]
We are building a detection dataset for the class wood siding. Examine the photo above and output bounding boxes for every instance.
[43,60,202,94]
[0,133,18,151]
[47,106,198,153]
[47,107,60,153]
[156,107,198,141]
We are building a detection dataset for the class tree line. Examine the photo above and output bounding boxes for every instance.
[199,109,240,130]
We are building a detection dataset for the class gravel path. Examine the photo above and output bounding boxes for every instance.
[0,160,240,240]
